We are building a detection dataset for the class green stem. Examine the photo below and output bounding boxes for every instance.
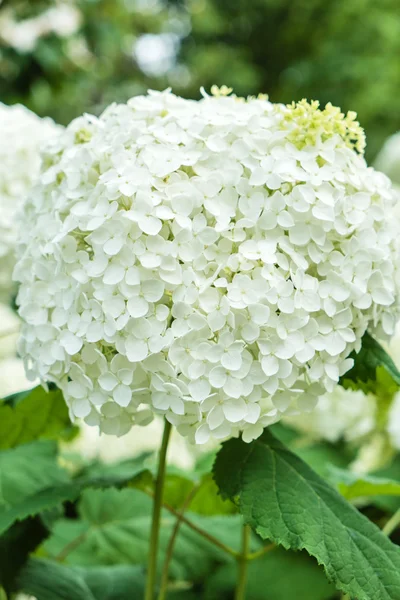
[143,488,239,558]
[157,485,200,600]
[144,419,172,600]
[247,542,275,561]
[55,530,88,562]
[235,524,251,600]
[382,507,400,536]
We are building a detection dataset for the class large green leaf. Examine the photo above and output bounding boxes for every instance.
[0,440,70,536]
[43,488,250,582]
[0,441,69,509]
[0,449,150,535]
[0,386,74,449]
[17,558,145,600]
[329,466,400,501]
[213,429,400,600]
[340,331,400,392]
[77,453,152,488]
[204,547,334,600]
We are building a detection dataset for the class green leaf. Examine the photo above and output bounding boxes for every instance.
[189,475,237,516]
[204,547,334,600]
[17,558,145,600]
[43,488,249,582]
[213,429,400,600]
[340,331,400,392]
[0,441,69,509]
[0,440,70,535]
[0,450,150,536]
[78,453,151,488]
[0,386,74,449]
[329,466,400,501]
[372,456,400,513]
[163,473,195,509]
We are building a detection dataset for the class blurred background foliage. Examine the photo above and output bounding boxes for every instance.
[1,0,400,159]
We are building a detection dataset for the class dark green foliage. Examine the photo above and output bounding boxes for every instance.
[0,517,49,593]
[17,559,146,600]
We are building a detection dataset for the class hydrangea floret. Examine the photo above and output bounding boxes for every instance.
[0,103,62,301]
[14,88,400,444]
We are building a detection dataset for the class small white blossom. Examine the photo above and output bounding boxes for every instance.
[15,90,400,443]
[0,104,61,302]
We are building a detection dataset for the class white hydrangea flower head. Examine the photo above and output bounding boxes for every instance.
[0,103,62,302]
[285,387,377,444]
[15,89,400,444]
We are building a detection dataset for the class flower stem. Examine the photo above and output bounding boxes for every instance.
[157,484,200,600]
[140,487,240,558]
[144,419,172,600]
[235,523,251,600]
[382,507,400,537]
[247,542,275,561]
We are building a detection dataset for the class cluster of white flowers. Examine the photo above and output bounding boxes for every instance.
[285,387,377,444]
[0,2,81,53]
[15,89,400,444]
[0,104,61,302]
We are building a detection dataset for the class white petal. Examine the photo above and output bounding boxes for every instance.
[104,237,124,256]
[261,355,279,376]
[195,424,210,444]
[142,279,164,302]
[222,398,247,423]
[71,398,91,418]
[125,339,148,362]
[248,304,270,325]
[140,215,162,235]
[189,378,211,402]
[59,331,83,355]
[113,384,132,407]
[209,367,227,388]
[127,296,149,318]
[207,405,225,430]
[103,264,125,285]
[98,372,119,391]
[245,402,261,424]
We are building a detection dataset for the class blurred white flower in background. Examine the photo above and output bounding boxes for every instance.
[65,417,201,469]
[284,386,376,444]
[0,2,82,53]
[374,132,400,187]
[0,304,33,397]
[387,391,400,451]
[0,103,62,303]
[133,33,180,77]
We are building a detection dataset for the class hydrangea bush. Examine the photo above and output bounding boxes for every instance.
[15,89,400,448]
[0,103,61,302]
